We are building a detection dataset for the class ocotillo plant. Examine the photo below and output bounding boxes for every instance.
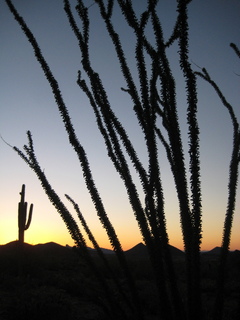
[5,1,240,319]
[18,184,33,244]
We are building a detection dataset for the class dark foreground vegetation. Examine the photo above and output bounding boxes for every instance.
[0,242,239,320]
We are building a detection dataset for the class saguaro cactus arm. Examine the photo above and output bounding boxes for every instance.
[25,203,33,229]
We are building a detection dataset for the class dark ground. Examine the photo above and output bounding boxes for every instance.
[0,241,239,320]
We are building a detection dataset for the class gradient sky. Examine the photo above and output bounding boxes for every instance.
[0,0,239,251]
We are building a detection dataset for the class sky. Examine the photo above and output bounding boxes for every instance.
[0,0,239,251]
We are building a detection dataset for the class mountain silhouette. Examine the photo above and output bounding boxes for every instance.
[2,241,239,261]
[0,241,69,256]
[125,242,147,257]
[125,242,185,260]
[34,242,68,254]
[203,246,222,255]
[0,240,32,251]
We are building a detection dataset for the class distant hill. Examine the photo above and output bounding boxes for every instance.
[203,246,222,255]
[88,247,114,255]
[0,240,32,250]
[125,242,185,260]
[2,241,238,261]
[0,241,70,255]
[34,242,68,254]
[169,244,185,257]
[202,247,240,264]
[125,242,147,257]
[0,241,185,256]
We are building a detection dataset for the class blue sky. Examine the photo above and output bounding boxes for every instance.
[0,0,240,250]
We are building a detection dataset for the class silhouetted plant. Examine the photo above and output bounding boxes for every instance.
[12,132,135,319]
[195,59,240,320]
[5,1,240,320]
[18,184,33,245]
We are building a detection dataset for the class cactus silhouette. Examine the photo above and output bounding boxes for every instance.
[18,184,33,244]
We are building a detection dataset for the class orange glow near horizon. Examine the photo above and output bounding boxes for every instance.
[1,220,239,252]
[1,181,239,251]
[1,186,240,252]
[1,234,240,252]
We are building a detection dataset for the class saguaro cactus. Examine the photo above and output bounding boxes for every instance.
[18,184,33,244]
